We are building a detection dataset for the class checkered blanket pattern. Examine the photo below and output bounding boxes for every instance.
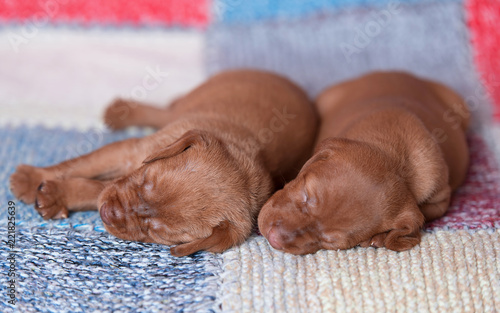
[1,0,499,312]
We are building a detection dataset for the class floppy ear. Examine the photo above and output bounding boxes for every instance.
[170,221,241,257]
[383,203,425,251]
[143,129,213,164]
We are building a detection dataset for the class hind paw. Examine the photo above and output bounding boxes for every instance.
[104,98,138,130]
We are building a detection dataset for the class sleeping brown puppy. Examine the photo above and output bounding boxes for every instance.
[258,71,469,254]
[9,70,318,257]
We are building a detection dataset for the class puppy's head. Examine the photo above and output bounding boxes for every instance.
[258,138,424,255]
[98,130,270,257]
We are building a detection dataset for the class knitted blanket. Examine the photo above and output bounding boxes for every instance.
[1,0,499,312]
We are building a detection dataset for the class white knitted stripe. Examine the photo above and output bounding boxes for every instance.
[0,27,205,130]
[220,230,500,313]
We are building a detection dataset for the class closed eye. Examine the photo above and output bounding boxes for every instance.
[301,174,310,204]
[302,188,309,204]
[300,176,317,213]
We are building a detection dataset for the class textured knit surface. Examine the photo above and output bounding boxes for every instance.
[214,0,461,24]
[220,230,500,313]
[424,135,500,230]
[1,125,223,312]
[1,126,148,229]
[0,0,209,27]
[2,0,500,312]
[208,0,489,128]
[0,27,205,130]
[491,124,500,166]
[467,0,500,120]
[1,227,221,312]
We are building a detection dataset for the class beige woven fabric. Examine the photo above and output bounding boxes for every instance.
[220,230,499,313]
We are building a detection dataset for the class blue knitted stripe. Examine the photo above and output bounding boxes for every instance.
[1,226,220,312]
[2,125,220,311]
[214,0,463,24]
[2,125,150,229]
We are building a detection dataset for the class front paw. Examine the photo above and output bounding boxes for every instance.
[359,233,387,248]
[359,229,421,251]
[35,181,68,220]
[10,165,45,204]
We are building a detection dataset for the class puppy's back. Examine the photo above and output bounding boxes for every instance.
[317,72,455,114]
[315,71,469,139]
[316,71,470,190]
[169,69,319,183]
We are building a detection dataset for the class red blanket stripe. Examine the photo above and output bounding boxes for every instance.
[466,0,500,120]
[0,0,210,28]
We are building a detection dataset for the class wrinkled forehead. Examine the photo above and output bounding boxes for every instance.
[305,150,380,186]
[132,164,194,197]
[300,157,391,215]
[298,159,337,195]
[137,157,234,203]
[142,152,223,184]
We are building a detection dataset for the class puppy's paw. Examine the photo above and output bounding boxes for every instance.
[359,233,387,248]
[359,230,421,251]
[10,165,45,204]
[35,181,68,220]
[104,98,136,130]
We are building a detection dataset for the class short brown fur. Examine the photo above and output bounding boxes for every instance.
[10,70,318,257]
[258,71,469,254]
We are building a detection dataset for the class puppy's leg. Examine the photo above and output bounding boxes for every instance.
[10,137,147,204]
[404,117,452,222]
[360,202,425,251]
[104,98,179,130]
[34,178,109,219]
[419,185,451,222]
